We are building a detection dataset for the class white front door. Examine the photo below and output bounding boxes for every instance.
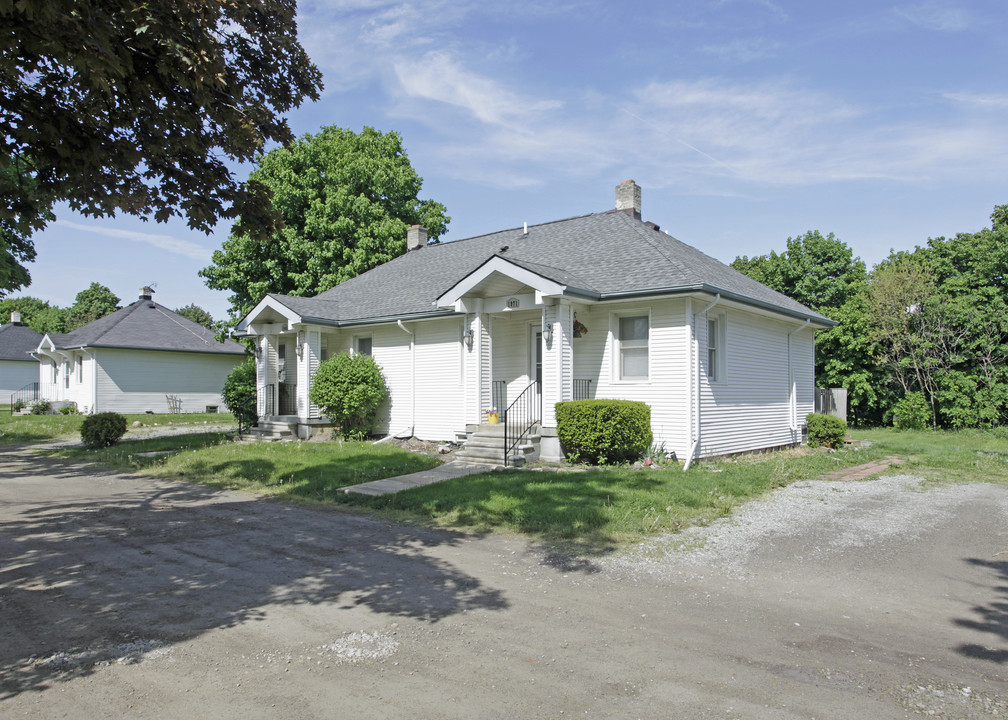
[529,324,543,421]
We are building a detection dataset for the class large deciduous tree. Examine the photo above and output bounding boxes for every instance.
[0,0,323,293]
[201,126,450,319]
[65,282,121,331]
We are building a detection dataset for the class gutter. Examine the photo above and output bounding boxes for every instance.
[396,320,415,437]
[684,294,720,472]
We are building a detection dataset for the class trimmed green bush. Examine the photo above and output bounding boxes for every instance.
[555,399,652,465]
[806,413,847,448]
[12,398,26,412]
[222,358,257,430]
[893,391,930,430]
[309,352,388,439]
[81,412,127,448]
[59,404,79,415]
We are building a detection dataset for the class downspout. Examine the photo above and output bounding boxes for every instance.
[396,320,416,437]
[684,294,720,471]
[787,319,811,435]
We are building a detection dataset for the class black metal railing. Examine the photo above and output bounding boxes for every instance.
[503,381,540,466]
[573,379,592,401]
[278,382,297,415]
[236,391,258,437]
[10,382,39,414]
[492,380,506,414]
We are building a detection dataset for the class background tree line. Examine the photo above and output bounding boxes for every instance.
[1,283,215,334]
[732,205,1008,428]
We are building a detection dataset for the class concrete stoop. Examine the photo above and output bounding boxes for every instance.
[455,423,541,467]
[247,418,297,442]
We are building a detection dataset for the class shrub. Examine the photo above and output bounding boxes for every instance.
[81,412,127,448]
[805,413,847,448]
[309,352,388,439]
[59,404,79,415]
[892,391,930,430]
[30,399,51,415]
[555,399,652,465]
[222,358,257,431]
[12,398,26,412]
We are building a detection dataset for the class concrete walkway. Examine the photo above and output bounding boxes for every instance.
[342,460,500,496]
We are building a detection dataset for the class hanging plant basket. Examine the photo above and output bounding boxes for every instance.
[573,314,588,338]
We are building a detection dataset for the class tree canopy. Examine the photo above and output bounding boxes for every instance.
[174,304,215,330]
[0,0,323,294]
[65,283,121,331]
[201,126,450,319]
[734,207,1008,428]
[1,282,121,333]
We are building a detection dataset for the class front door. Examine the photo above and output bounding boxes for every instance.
[277,339,296,415]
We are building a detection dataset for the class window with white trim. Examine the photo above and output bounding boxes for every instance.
[63,360,70,389]
[706,313,726,382]
[617,314,649,380]
[76,355,83,383]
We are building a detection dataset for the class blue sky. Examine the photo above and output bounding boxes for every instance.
[19,0,1008,321]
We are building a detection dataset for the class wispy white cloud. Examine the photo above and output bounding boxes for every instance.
[701,37,781,63]
[893,2,972,31]
[943,91,1008,108]
[55,220,212,261]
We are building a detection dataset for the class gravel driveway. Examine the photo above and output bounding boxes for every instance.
[1,447,1005,719]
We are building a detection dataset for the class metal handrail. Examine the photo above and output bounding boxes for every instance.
[573,379,592,401]
[9,381,40,414]
[503,380,540,466]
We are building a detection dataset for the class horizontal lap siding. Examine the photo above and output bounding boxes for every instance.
[0,361,40,398]
[95,349,244,414]
[413,319,464,440]
[371,326,409,435]
[492,312,535,403]
[698,310,794,457]
[574,300,690,459]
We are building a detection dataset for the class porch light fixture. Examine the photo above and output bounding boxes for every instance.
[464,328,474,349]
[296,331,305,359]
[543,322,553,344]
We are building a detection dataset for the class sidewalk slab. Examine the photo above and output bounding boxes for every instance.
[343,460,500,496]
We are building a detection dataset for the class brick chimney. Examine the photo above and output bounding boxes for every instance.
[615,179,641,220]
[10,310,21,325]
[407,224,428,251]
[139,286,154,300]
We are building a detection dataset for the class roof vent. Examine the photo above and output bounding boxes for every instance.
[615,179,642,220]
[10,310,21,325]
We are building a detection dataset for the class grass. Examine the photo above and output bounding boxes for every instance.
[48,437,442,504]
[27,422,1008,552]
[0,411,235,445]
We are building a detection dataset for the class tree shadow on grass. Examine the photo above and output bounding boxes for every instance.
[954,556,1008,664]
[0,449,508,699]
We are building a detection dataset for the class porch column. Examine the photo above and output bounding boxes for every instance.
[295,328,320,420]
[463,302,491,426]
[541,301,573,429]
[264,334,279,415]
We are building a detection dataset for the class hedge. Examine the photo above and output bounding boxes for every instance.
[555,399,652,465]
[805,413,847,449]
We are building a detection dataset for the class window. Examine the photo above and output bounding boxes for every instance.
[354,335,372,357]
[63,361,70,389]
[706,314,726,382]
[50,359,57,383]
[76,355,83,383]
[617,315,649,380]
[320,336,329,363]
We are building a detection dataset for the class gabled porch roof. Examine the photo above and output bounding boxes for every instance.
[435,254,598,310]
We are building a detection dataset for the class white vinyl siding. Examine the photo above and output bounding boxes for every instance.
[575,299,690,458]
[0,360,40,399]
[491,311,538,406]
[94,348,244,414]
[697,308,813,457]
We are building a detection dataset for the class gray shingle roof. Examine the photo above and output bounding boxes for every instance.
[46,300,247,355]
[264,210,832,325]
[0,322,43,361]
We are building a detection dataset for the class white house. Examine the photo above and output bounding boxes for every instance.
[1,311,43,404]
[35,288,248,414]
[235,181,835,464]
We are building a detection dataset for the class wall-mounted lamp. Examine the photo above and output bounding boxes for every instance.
[543,322,553,344]
[296,330,305,359]
[464,328,475,349]
[252,339,262,359]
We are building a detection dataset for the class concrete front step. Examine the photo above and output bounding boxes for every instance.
[456,424,541,466]
[248,420,297,442]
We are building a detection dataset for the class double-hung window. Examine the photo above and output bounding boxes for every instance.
[354,335,373,357]
[706,314,726,382]
[618,315,649,380]
[75,355,83,383]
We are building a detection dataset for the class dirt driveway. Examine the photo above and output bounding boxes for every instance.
[1,447,1006,719]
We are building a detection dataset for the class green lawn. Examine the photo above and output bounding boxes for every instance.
[48,436,442,504]
[28,422,1008,553]
[0,411,236,445]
